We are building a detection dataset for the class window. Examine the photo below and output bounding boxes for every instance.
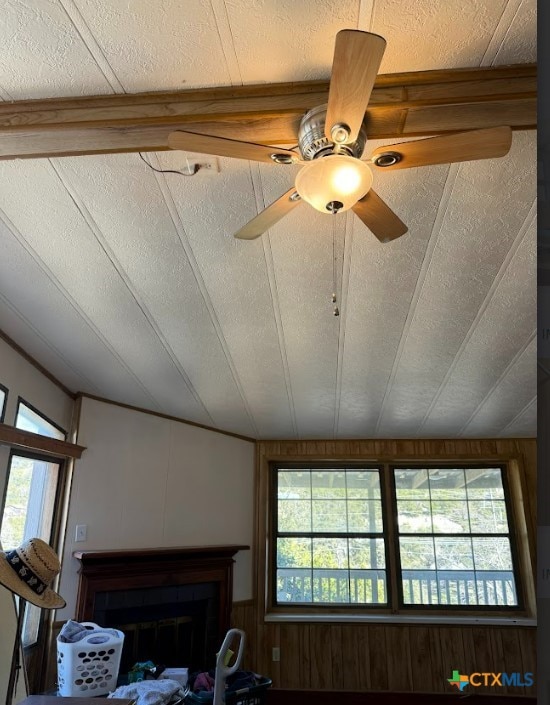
[271,463,523,614]
[275,468,387,605]
[15,398,66,440]
[0,383,7,422]
[0,402,66,646]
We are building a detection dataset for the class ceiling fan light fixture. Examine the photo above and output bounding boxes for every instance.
[295,154,373,213]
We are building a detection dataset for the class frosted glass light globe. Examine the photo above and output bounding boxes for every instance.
[295,154,373,213]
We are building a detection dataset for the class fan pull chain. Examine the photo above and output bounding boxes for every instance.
[331,209,339,317]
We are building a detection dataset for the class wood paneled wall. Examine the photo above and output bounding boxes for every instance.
[231,438,536,695]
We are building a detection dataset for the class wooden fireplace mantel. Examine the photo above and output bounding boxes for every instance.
[73,544,249,623]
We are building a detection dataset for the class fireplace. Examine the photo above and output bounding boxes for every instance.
[73,545,248,673]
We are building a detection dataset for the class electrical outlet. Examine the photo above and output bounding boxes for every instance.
[75,524,87,542]
[180,154,220,175]
[196,157,220,174]
[272,646,280,662]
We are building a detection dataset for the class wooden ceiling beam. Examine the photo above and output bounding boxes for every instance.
[0,64,536,160]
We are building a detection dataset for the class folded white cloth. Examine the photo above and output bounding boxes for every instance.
[58,619,120,644]
[108,679,185,705]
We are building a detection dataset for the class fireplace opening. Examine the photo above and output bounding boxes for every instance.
[93,582,220,673]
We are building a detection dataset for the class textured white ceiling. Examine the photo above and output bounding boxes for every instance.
[0,0,537,439]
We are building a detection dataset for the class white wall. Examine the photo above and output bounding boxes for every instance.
[0,336,74,433]
[58,397,255,619]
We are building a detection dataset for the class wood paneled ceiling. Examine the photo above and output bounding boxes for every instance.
[0,0,537,439]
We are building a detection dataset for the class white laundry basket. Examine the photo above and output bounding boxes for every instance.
[57,622,124,697]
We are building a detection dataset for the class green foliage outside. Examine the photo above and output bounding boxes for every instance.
[0,456,34,549]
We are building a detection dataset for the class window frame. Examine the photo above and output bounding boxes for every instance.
[270,461,391,611]
[0,382,8,423]
[15,397,67,439]
[266,460,530,619]
[389,462,525,613]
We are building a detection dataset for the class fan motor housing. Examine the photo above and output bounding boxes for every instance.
[298,104,367,160]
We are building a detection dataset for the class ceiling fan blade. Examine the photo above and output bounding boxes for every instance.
[325,30,386,144]
[352,190,408,243]
[235,187,302,240]
[168,131,300,165]
[371,126,513,170]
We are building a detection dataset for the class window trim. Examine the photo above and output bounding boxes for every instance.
[15,397,67,439]
[265,459,531,620]
[0,382,8,423]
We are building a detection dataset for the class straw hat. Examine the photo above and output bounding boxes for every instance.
[0,538,66,609]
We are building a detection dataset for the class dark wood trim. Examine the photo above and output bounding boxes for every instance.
[73,545,249,564]
[0,328,75,399]
[0,64,535,160]
[0,422,85,458]
[77,392,256,442]
[265,690,536,704]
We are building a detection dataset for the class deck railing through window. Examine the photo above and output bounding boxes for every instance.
[277,568,516,606]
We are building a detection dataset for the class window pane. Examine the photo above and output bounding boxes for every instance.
[346,471,381,499]
[347,500,383,532]
[0,386,6,421]
[434,537,474,570]
[349,538,385,569]
[431,500,470,533]
[0,455,60,549]
[349,571,386,604]
[394,469,429,497]
[312,500,347,532]
[15,403,65,440]
[468,500,509,533]
[278,471,311,499]
[313,569,349,603]
[397,500,433,533]
[428,469,467,499]
[312,538,348,569]
[277,537,311,568]
[312,471,346,498]
[400,537,435,570]
[472,537,513,570]
[277,569,312,603]
[278,500,311,532]
[465,468,504,499]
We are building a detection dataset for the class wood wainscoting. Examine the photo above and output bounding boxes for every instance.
[231,601,536,694]
[230,438,537,696]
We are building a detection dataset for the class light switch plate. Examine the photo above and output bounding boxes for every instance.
[75,524,87,542]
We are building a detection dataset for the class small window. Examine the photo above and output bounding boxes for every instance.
[0,384,7,422]
[15,399,65,440]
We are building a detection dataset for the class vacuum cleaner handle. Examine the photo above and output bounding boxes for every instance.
[212,629,246,705]
[216,628,246,676]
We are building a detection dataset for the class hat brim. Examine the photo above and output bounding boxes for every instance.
[0,551,66,609]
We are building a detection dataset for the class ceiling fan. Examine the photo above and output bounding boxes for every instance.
[167,30,512,243]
